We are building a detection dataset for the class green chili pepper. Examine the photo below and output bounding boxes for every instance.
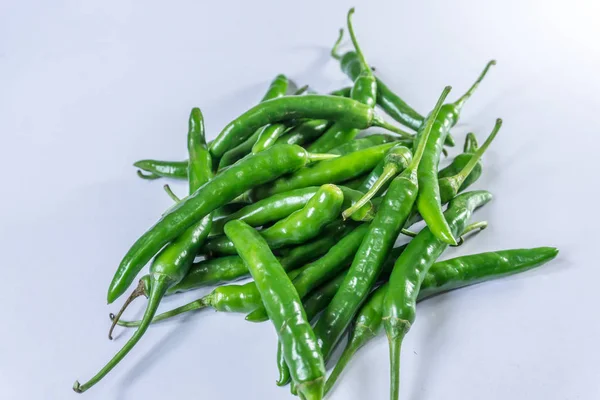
[311,86,451,363]
[134,160,188,180]
[404,119,501,229]
[209,93,410,161]
[437,132,481,191]
[383,190,493,400]
[416,61,495,245]
[261,74,289,101]
[250,142,397,201]
[324,246,558,394]
[276,120,333,147]
[202,184,344,256]
[74,108,214,393]
[306,10,385,153]
[245,223,371,322]
[224,220,325,400]
[211,186,372,237]
[342,143,413,219]
[328,133,398,155]
[107,144,338,304]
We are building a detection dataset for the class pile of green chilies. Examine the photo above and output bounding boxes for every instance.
[74,8,558,400]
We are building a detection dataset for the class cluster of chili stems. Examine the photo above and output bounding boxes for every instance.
[74,8,558,400]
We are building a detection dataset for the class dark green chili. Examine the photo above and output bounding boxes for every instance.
[277,120,332,147]
[261,74,289,101]
[74,108,214,393]
[245,223,371,323]
[311,86,451,362]
[383,190,493,400]
[415,61,495,245]
[342,143,413,219]
[202,184,344,256]
[325,246,558,395]
[224,220,325,400]
[107,144,338,304]
[250,142,396,201]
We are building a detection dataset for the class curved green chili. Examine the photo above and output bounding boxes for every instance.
[311,86,451,362]
[250,142,396,201]
[404,119,501,228]
[108,144,338,304]
[134,160,188,180]
[416,60,495,245]
[209,94,410,161]
[74,108,214,393]
[325,246,558,394]
[211,186,372,237]
[224,220,325,400]
[383,190,493,400]
[245,223,371,322]
[437,132,481,191]
[203,184,344,256]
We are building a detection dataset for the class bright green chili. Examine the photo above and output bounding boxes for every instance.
[311,86,451,362]
[211,186,372,237]
[134,160,188,180]
[250,142,396,201]
[383,190,493,400]
[404,119,501,228]
[415,60,495,245]
[245,223,371,323]
[224,220,325,400]
[202,184,344,256]
[307,9,384,153]
[74,108,213,393]
[328,133,398,155]
[325,246,558,395]
[107,144,338,304]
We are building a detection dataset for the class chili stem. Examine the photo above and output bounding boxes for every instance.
[108,280,145,340]
[331,28,344,60]
[453,60,496,112]
[163,184,181,203]
[136,170,160,180]
[342,164,397,220]
[74,279,168,393]
[114,296,210,328]
[347,8,371,76]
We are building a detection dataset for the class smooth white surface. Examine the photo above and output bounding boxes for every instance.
[2,0,599,399]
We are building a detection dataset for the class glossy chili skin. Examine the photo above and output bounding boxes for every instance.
[73,109,213,394]
[209,94,391,160]
[217,129,262,169]
[224,220,325,400]
[328,133,397,155]
[245,223,371,322]
[203,185,343,256]
[324,246,559,395]
[250,142,396,201]
[261,74,289,102]
[383,190,493,400]
[251,123,289,154]
[277,120,332,147]
[338,52,422,131]
[437,132,481,192]
[310,86,449,362]
[211,186,372,237]
[134,159,188,180]
[306,10,380,154]
[108,144,328,304]
[416,61,495,245]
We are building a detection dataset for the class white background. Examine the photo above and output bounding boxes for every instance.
[1,0,599,399]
